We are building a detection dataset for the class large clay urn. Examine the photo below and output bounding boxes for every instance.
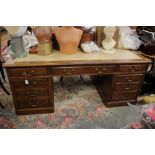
[32,26,53,55]
[54,26,83,54]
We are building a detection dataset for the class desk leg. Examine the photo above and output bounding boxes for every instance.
[91,75,113,104]
[0,102,5,109]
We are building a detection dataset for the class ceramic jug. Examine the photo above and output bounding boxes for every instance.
[80,26,96,43]
[10,36,27,58]
[54,26,83,54]
[33,26,53,55]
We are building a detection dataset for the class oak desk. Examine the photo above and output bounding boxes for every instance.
[4,49,151,115]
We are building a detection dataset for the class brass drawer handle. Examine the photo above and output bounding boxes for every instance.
[127,79,132,82]
[26,91,37,95]
[22,70,35,77]
[29,85,33,88]
[64,69,75,72]
[124,87,131,90]
[31,104,37,107]
[120,94,128,100]
[31,70,35,74]
[129,66,137,72]
[32,81,36,85]
[23,71,31,77]
[97,71,103,74]
[30,94,36,97]
[120,96,126,100]
[102,68,106,71]
[28,81,36,87]
[23,72,27,76]
[66,72,72,75]
[125,78,132,82]
[28,102,38,107]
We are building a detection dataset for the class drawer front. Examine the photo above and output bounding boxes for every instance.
[14,87,49,98]
[112,92,137,101]
[115,74,144,83]
[10,77,50,88]
[119,65,146,73]
[7,67,48,77]
[51,65,117,75]
[114,83,140,91]
[15,98,51,109]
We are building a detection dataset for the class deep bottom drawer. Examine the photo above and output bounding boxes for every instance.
[16,107,54,115]
[112,92,137,101]
[15,98,52,109]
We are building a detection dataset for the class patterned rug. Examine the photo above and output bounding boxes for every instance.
[0,76,142,129]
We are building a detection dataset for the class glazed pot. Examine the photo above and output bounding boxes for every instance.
[33,26,53,55]
[54,26,83,54]
[81,32,95,43]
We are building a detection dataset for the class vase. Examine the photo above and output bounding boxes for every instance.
[10,36,27,58]
[33,26,53,55]
[54,26,83,54]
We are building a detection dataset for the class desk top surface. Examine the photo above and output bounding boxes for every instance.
[4,49,151,67]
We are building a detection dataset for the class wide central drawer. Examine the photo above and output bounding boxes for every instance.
[51,65,117,75]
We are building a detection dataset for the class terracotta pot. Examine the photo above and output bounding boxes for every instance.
[33,26,52,43]
[33,26,53,55]
[54,26,83,54]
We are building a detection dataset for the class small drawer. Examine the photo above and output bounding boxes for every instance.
[115,74,144,83]
[15,98,51,109]
[10,77,50,88]
[94,66,117,74]
[51,67,77,75]
[112,92,137,101]
[114,83,140,91]
[14,87,49,98]
[51,65,117,75]
[119,65,146,73]
[7,67,48,77]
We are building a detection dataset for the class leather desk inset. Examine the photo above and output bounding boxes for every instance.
[4,49,151,115]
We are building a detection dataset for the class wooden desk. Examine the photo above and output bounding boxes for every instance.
[4,49,151,115]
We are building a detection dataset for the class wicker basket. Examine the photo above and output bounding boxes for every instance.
[38,42,53,55]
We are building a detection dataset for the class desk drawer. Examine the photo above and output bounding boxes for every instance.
[10,77,50,88]
[51,65,116,75]
[114,83,140,91]
[119,64,146,73]
[7,67,48,77]
[112,92,137,101]
[14,87,49,98]
[15,98,51,109]
[115,74,144,83]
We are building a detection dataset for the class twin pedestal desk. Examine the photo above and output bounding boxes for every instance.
[4,49,151,115]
